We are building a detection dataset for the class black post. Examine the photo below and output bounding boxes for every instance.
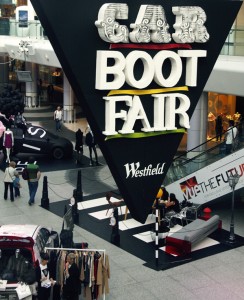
[111,207,120,246]
[41,176,49,209]
[155,198,159,267]
[228,185,236,243]
[72,189,79,224]
[62,205,67,230]
[76,170,83,202]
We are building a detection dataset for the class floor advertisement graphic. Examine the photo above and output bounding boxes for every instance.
[46,194,244,271]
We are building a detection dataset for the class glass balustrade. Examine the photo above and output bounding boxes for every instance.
[0,20,244,56]
[163,125,244,186]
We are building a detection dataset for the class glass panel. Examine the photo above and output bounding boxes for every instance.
[163,125,243,186]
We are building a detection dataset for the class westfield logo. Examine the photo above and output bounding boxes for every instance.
[124,162,165,179]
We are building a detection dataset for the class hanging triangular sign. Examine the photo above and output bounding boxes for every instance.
[30,0,242,222]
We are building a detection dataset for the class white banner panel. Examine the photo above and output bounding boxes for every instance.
[166,149,244,204]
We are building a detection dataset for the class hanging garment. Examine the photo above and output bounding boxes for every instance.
[3,131,13,148]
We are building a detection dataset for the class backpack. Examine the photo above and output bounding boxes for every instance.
[22,168,29,180]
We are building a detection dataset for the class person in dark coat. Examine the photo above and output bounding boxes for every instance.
[47,84,54,102]
[166,193,181,213]
[215,114,223,141]
[62,253,81,300]
[85,126,99,166]
[75,129,83,164]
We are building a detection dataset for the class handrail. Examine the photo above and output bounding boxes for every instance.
[164,124,243,185]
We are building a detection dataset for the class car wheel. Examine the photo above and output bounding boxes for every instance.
[52,147,64,159]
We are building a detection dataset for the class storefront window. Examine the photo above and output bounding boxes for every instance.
[207,92,237,139]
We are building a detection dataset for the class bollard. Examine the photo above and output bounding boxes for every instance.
[72,189,79,224]
[76,170,83,202]
[41,176,49,208]
[203,207,212,220]
[110,207,120,246]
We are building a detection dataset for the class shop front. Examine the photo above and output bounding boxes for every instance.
[207,92,243,140]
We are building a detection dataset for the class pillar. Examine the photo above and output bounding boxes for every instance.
[25,62,38,107]
[63,73,75,123]
[27,0,36,18]
[187,92,208,170]
[187,92,208,153]
[0,55,9,85]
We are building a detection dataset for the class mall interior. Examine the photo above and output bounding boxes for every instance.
[1,1,244,299]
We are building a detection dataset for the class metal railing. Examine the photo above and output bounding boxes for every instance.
[63,108,76,123]
[221,27,244,56]
[164,124,244,186]
[0,19,47,39]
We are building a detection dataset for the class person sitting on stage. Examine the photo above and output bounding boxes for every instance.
[165,193,181,213]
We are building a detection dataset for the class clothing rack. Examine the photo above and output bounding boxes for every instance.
[45,247,107,300]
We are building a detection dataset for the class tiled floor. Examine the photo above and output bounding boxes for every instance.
[1,107,244,299]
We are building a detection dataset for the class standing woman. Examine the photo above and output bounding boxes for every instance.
[3,161,18,202]
[62,253,81,300]
[35,252,54,300]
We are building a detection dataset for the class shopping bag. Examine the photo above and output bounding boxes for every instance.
[15,283,31,300]
[0,279,7,291]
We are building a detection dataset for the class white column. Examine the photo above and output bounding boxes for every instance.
[0,55,9,84]
[27,0,37,18]
[63,73,75,122]
[187,92,208,156]
[186,92,208,173]
[25,62,37,107]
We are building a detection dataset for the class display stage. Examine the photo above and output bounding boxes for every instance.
[47,194,244,271]
[0,152,104,172]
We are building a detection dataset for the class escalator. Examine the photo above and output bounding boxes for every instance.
[163,127,244,206]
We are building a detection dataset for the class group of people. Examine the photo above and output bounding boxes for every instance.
[36,252,80,300]
[3,156,41,205]
[54,106,99,165]
[75,125,99,166]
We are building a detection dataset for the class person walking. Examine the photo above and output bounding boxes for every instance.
[225,119,238,154]
[13,174,21,198]
[26,156,41,205]
[3,161,18,202]
[54,106,63,132]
